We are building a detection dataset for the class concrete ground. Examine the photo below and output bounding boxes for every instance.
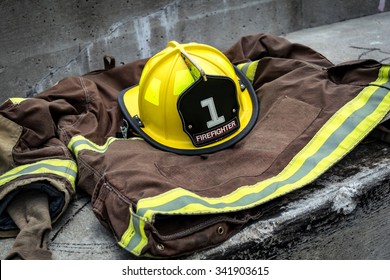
[0,12,389,260]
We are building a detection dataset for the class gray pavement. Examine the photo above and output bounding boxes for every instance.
[1,11,390,260]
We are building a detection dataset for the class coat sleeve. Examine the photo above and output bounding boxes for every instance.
[224,32,334,68]
[0,83,79,237]
[0,58,146,238]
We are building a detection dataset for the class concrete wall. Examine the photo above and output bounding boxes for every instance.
[0,0,388,102]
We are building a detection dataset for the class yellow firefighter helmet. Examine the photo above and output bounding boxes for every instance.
[118,41,259,155]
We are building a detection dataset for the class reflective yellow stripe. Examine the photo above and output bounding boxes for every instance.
[0,159,77,190]
[118,208,148,256]
[68,135,143,159]
[121,64,390,255]
[9,97,28,105]
[237,60,259,83]
[1,98,28,106]
[68,135,119,158]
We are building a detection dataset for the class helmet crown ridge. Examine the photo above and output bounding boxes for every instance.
[118,41,259,155]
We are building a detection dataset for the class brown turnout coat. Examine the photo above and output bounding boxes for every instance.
[0,33,389,258]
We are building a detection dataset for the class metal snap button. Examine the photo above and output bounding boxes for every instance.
[156,243,165,251]
[217,226,225,235]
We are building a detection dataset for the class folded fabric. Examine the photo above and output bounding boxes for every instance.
[5,190,52,260]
